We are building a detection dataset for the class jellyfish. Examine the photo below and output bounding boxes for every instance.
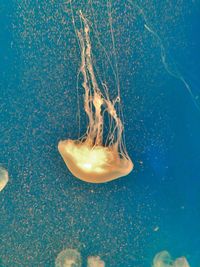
[173,258,190,267]
[55,248,82,267]
[58,12,133,183]
[0,166,9,192]
[153,251,190,267]
[87,256,105,267]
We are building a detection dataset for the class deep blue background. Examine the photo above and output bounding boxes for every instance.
[0,1,200,266]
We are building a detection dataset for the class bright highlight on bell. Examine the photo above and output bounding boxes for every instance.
[58,11,133,183]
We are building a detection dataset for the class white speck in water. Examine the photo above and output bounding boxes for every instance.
[153,226,159,232]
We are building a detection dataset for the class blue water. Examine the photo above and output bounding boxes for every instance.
[0,1,200,266]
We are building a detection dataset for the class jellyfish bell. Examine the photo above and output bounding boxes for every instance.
[153,251,190,267]
[55,248,82,267]
[58,11,133,183]
[0,167,9,192]
[87,256,105,267]
[153,250,172,267]
[174,258,190,267]
[58,140,133,183]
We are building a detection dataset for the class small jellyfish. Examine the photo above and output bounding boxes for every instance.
[55,248,82,267]
[0,166,9,192]
[173,258,190,267]
[58,12,133,183]
[153,251,172,267]
[87,256,105,267]
[153,251,190,267]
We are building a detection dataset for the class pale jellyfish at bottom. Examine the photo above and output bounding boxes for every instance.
[55,249,82,267]
[0,167,9,192]
[87,256,105,267]
[153,251,190,267]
